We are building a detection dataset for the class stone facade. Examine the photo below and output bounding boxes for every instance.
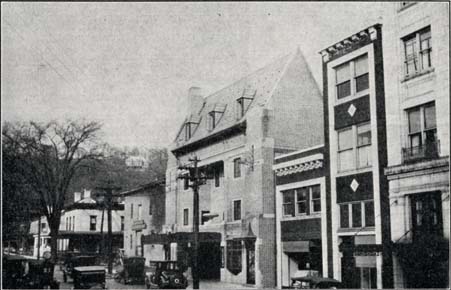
[165,49,324,287]
[382,2,450,288]
[121,181,166,260]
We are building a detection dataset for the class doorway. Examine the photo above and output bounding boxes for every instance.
[245,240,255,285]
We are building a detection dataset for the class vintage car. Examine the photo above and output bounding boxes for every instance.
[291,276,342,289]
[61,253,98,282]
[114,256,146,284]
[2,254,59,289]
[72,266,106,289]
[145,261,188,289]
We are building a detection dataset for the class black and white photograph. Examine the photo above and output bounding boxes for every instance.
[1,2,449,289]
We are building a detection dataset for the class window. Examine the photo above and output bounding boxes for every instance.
[358,267,377,289]
[407,102,437,157]
[90,216,97,231]
[226,240,242,275]
[340,204,350,228]
[66,217,68,231]
[297,187,308,215]
[282,190,295,217]
[138,204,142,220]
[73,217,75,231]
[338,123,372,172]
[357,123,372,168]
[336,62,351,99]
[233,158,241,178]
[130,234,133,250]
[233,200,241,221]
[121,216,125,231]
[404,102,438,162]
[335,54,369,99]
[236,90,254,119]
[281,185,321,217]
[339,200,374,229]
[338,128,354,171]
[149,202,153,215]
[185,123,192,140]
[364,202,375,227]
[131,204,134,219]
[403,27,432,76]
[212,163,223,187]
[354,54,369,93]
[310,185,321,212]
[183,208,189,226]
[352,203,362,228]
[183,175,189,190]
[208,112,216,131]
[411,192,442,238]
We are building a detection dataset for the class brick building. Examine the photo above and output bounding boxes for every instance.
[320,24,393,288]
[163,48,324,287]
[382,2,450,288]
[273,145,327,288]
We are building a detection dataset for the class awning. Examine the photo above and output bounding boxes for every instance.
[283,241,311,253]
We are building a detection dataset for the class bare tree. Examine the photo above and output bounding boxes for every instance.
[2,120,103,261]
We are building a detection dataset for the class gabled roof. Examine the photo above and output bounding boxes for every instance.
[173,51,297,152]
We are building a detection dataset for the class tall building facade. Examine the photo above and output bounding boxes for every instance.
[320,24,393,289]
[382,2,450,288]
[164,49,324,287]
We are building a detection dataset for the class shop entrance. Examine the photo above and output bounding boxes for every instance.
[198,242,221,280]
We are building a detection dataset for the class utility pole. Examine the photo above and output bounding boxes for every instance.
[37,216,41,260]
[96,181,121,274]
[178,156,206,289]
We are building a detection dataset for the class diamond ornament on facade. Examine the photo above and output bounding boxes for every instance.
[347,104,357,117]
[350,179,359,192]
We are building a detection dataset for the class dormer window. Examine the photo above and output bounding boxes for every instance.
[208,103,226,131]
[185,123,193,140]
[184,115,201,141]
[236,89,256,118]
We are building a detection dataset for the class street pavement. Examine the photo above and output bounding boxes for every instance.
[54,265,256,289]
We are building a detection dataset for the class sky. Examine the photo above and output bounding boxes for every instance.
[1,2,384,149]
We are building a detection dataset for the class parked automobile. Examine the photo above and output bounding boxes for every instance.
[72,266,106,289]
[61,253,97,282]
[145,261,188,289]
[2,254,59,289]
[114,256,146,284]
[291,276,342,289]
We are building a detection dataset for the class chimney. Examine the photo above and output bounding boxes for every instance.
[74,192,82,202]
[83,189,91,199]
[187,87,204,115]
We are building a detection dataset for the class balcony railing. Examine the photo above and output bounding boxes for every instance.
[402,140,440,164]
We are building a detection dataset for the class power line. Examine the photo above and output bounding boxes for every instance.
[3,19,86,98]
[7,9,91,96]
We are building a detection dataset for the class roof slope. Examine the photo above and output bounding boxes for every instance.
[173,52,295,149]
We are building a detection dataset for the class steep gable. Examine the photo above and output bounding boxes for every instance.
[173,53,293,150]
